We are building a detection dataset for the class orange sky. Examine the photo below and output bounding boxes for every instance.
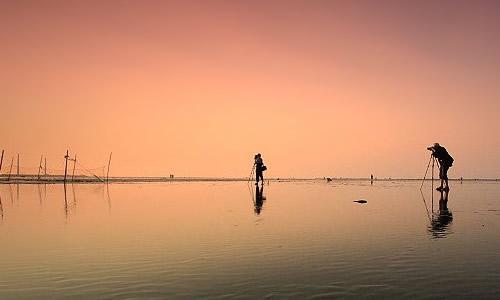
[1,1,500,178]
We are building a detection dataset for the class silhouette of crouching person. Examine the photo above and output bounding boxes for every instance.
[427,143,454,191]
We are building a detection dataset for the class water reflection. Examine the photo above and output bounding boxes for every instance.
[106,183,112,211]
[429,189,453,238]
[63,183,69,218]
[0,194,3,219]
[37,184,47,207]
[254,184,266,215]
[2,182,500,299]
[0,183,112,222]
[9,184,13,204]
[63,183,79,219]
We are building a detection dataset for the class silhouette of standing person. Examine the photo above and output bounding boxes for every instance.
[427,143,454,191]
[254,184,265,214]
[254,153,265,185]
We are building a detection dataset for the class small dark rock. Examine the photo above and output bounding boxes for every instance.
[353,200,368,204]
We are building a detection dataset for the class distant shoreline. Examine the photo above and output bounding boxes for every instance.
[0,175,498,184]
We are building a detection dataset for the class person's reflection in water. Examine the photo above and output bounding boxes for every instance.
[429,189,453,238]
[254,184,266,215]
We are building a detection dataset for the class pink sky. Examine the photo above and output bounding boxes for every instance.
[1,1,500,178]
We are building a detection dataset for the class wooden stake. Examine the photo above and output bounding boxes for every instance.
[106,152,112,182]
[8,157,13,181]
[72,154,77,181]
[0,149,4,172]
[64,150,69,183]
[37,155,43,180]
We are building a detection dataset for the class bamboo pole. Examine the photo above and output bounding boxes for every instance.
[8,157,13,181]
[64,150,69,183]
[0,149,4,172]
[106,152,112,182]
[37,155,43,180]
[72,154,77,181]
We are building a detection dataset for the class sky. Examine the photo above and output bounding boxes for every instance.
[1,0,500,178]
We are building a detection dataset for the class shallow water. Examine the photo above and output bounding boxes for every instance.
[1,181,499,299]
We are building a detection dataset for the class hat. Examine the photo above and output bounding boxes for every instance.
[433,143,440,147]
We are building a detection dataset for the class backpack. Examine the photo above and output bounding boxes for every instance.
[448,155,454,166]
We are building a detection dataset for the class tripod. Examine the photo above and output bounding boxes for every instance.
[248,164,256,182]
[420,154,440,190]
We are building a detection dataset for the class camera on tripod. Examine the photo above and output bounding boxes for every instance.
[427,143,440,153]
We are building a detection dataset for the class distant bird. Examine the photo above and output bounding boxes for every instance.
[353,200,368,204]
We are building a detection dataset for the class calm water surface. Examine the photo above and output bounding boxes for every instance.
[1,181,499,299]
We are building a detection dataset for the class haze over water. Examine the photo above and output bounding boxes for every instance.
[1,181,499,299]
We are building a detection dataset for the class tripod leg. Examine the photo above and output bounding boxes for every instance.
[432,156,435,189]
[420,155,433,189]
[248,165,255,182]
